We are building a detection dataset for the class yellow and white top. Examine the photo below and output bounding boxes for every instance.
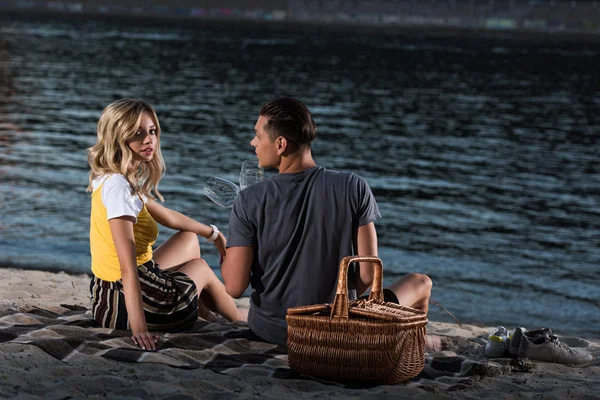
[89,174,158,282]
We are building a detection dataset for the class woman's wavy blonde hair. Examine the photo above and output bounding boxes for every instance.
[87,98,166,201]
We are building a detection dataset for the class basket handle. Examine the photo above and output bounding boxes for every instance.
[330,255,384,320]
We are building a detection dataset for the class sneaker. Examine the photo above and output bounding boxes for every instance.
[509,327,552,358]
[518,331,593,365]
[485,326,509,358]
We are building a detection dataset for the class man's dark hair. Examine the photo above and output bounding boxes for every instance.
[259,97,316,147]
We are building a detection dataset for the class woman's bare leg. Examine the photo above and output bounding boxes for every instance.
[177,259,244,322]
[153,231,243,322]
[153,231,201,271]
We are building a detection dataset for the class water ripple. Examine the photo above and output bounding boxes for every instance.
[1,15,599,337]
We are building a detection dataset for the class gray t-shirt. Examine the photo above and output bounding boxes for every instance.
[227,166,381,345]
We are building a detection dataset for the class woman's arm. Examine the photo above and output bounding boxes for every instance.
[146,199,226,258]
[109,216,159,350]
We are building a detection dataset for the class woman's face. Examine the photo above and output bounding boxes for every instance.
[127,112,157,165]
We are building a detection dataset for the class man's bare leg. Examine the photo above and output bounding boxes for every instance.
[387,273,451,352]
[387,272,432,314]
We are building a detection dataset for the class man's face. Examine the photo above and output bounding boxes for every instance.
[251,115,280,168]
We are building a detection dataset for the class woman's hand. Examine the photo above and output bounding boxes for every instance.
[131,330,161,351]
[213,231,227,263]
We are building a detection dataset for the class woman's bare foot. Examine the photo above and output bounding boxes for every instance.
[237,308,249,322]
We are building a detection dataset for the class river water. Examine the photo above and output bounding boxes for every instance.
[1,15,599,337]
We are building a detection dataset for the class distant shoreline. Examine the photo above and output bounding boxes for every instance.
[2,9,600,43]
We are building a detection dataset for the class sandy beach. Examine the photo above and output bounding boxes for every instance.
[0,267,598,399]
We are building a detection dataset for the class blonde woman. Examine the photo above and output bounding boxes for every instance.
[87,98,243,350]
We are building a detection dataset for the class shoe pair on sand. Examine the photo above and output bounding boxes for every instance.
[488,327,593,365]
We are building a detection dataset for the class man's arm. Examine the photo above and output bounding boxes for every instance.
[355,222,378,296]
[221,246,253,298]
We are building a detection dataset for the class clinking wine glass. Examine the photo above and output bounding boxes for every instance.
[203,177,240,208]
[204,160,265,208]
[239,159,264,190]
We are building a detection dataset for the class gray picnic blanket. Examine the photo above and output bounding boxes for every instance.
[0,305,506,391]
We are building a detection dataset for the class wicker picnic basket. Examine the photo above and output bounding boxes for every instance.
[286,255,428,384]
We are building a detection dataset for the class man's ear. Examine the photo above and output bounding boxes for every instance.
[276,136,287,155]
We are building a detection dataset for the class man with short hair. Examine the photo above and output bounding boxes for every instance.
[221,97,432,345]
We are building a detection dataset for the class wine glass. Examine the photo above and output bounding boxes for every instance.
[239,159,264,190]
[203,177,240,208]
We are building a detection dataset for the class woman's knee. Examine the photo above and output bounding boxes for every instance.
[178,230,201,258]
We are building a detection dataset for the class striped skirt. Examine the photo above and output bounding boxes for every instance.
[90,259,198,332]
